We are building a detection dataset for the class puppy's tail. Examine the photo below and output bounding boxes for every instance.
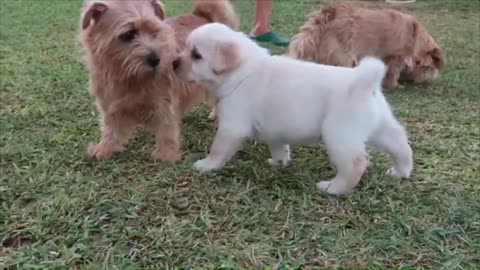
[193,0,240,30]
[349,57,386,95]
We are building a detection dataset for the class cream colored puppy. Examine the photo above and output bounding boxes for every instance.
[174,23,413,195]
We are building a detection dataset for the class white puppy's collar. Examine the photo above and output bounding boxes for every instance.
[217,72,252,100]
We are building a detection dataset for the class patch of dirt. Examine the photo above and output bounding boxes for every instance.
[0,235,32,255]
[0,91,25,105]
[171,173,195,218]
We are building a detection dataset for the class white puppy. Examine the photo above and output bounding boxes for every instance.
[174,23,413,195]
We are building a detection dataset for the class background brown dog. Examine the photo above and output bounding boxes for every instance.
[289,3,444,89]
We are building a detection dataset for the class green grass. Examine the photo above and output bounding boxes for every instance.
[1,0,479,269]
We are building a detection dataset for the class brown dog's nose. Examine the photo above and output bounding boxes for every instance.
[146,53,160,68]
[172,58,181,71]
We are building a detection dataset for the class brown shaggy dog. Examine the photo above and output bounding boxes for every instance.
[79,0,239,162]
[288,3,444,88]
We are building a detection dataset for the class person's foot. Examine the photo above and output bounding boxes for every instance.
[251,31,289,47]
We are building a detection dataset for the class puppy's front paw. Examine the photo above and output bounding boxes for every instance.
[267,158,290,167]
[152,148,182,163]
[387,167,411,179]
[88,142,123,160]
[317,180,351,196]
[208,108,216,120]
[317,181,332,194]
[193,158,220,173]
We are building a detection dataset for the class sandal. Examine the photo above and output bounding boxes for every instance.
[251,31,290,47]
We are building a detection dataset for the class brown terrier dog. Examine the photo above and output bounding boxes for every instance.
[79,0,239,162]
[288,3,444,89]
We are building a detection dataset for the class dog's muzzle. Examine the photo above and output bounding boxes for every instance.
[146,53,160,68]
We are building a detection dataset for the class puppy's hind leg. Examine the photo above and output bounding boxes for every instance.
[369,118,413,179]
[317,118,369,196]
[317,143,369,196]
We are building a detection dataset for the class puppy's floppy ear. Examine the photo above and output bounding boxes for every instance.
[213,42,241,75]
[151,0,166,20]
[82,1,108,30]
[429,48,445,69]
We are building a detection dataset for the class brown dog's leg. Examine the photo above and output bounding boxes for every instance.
[88,112,135,160]
[384,56,404,89]
[147,107,183,163]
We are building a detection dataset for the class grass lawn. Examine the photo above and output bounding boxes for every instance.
[1,0,479,269]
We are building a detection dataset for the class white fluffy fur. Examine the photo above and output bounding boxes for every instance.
[175,23,413,195]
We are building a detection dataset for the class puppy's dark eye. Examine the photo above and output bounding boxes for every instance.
[119,29,138,42]
[191,48,202,61]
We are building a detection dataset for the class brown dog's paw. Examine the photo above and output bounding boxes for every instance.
[384,78,399,89]
[88,142,123,160]
[151,148,183,163]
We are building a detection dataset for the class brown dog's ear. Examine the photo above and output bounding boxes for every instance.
[82,2,108,30]
[430,48,445,70]
[321,5,337,23]
[411,21,419,40]
[212,42,242,75]
[151,0,166,20]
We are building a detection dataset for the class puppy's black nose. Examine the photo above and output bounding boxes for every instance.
[146,53,160,68]
[172,58,181,71]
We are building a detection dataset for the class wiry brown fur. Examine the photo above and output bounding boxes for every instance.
[79,0,238,161]
[288,3,445,89]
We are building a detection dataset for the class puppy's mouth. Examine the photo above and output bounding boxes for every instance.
[178,76,196,84]
[173,69,195,83]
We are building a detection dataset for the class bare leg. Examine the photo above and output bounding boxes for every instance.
[268,143,291,166]
[250,0,273,36]
[193,130,245,173]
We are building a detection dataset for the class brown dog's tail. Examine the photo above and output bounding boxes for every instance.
[288,5,337,62]
[193,0,240,30]
[288,4,342,61]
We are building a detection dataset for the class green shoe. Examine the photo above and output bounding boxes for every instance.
[251,31,290,47]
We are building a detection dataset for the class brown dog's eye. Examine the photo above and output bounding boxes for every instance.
[119,29,138,42]
[191,47,202,60]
